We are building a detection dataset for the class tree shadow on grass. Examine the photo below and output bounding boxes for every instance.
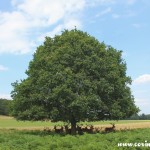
[8,127,118,137]
[20,130,67,137]
[20,129,107,137]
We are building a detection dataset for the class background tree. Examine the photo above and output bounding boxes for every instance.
[0,99,12,116]
[11,29,139,134]
[125,113,150,120]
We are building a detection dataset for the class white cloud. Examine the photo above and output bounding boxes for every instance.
[132,77,150,113]
[0,0,86,54]
[135,98,150,105]
[16,0,85,26]
[38,19,82,42]
[0,11,32,54]
[0,93,12,99]
[133,74,150,84]
[127,0,136,5]
[1,0,137,55]
[39,25,63,42]
[135,98,150,114]
[86,0,116,7]
[96,7,112,17]
[0,65,8,71]
[64,19,82,30]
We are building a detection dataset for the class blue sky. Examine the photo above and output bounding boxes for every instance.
[0,0,150,114]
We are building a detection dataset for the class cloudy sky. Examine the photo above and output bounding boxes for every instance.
[0,0,150,114]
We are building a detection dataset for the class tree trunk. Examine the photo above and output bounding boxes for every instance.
[71,120,76,135]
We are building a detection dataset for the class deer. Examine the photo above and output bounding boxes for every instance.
[105,123,115,132]
[43,127,51,133]
[64,125,71,134]
[54,125,64,133]
[83,125,94,133]
[94,126,102,133]
[77,125,83,135]
[78,124,94,134]
[87,125,94,133]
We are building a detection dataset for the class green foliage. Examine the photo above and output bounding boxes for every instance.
[0,99,12,115]
[0,128,150,150]
[11,29,139,131]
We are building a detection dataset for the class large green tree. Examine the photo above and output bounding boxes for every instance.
[11,29,139,134]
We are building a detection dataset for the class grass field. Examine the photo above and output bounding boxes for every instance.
[0,115,150,130]
[1,128,150,149]
[1,116,150,149]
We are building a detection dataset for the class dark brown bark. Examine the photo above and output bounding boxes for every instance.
[70,119,76,135]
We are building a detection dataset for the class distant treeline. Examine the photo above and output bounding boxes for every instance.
[0,99,12,116]
[125,113,150,120]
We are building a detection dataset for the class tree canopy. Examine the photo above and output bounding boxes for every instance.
[11,29,139,134]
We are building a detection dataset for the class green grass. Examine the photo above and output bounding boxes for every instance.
[0,116,150,129]
[0,128,150,150]
[0,116,62,129]
[1,116,150,149]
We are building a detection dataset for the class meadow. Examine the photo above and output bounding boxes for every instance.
[1,115,150,130]
[0,116,150,149]
[1,128,150,149]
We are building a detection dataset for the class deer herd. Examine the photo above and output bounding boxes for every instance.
[44,123,116,134]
